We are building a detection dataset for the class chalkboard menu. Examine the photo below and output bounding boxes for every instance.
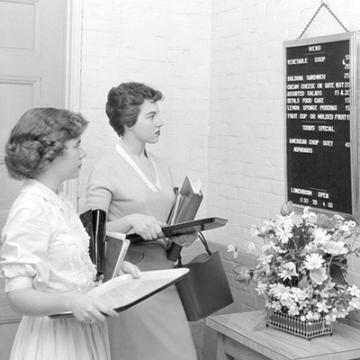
[285,33,357,216]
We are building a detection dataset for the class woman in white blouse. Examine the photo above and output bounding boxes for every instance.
[0,108,139,360]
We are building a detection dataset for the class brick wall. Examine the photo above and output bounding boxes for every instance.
[78,0,211,214]
[205,2,360,356]
[205,2,360,358]
[206,0,360,251]
[78,1,360,359]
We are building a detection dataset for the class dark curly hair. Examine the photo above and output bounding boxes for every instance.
[5,108,88,180]
[105,82,163,136]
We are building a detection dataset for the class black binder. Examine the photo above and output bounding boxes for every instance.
[126,217,227,243]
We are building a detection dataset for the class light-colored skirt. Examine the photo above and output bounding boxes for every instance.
[9,315,110,360]
[109,286,197,360]
[110,242,197,360]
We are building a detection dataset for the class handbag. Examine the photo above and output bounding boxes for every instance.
[175,232,233,321]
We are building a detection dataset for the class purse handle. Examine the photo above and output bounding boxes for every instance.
[177,231,212,267]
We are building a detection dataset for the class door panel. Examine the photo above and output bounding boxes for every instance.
[0,1,37,51]
[0,0,69,356]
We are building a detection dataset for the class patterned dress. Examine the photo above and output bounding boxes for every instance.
[86,143,197,360]
[0,180,111,360]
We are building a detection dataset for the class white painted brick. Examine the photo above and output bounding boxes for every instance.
[77,3,360,347]
[207,0,360,267]
[78,0,211,209]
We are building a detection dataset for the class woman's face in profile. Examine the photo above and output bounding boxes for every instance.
[48,137,86,182]
[130,100,163,144]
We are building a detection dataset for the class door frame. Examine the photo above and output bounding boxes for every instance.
[63,0,83,209]
[0,0,84,329]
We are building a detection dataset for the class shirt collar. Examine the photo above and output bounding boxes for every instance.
[21,179,64,206]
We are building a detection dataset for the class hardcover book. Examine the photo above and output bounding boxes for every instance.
[166,176,203,260]
[104,232,130,281]
[167,176,203,225]
[50,268,189,318]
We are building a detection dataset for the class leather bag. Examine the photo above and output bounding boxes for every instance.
[175,232,233,321]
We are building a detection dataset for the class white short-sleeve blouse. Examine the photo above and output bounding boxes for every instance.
[0,180,96,293]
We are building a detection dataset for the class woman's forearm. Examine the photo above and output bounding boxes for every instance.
[7,288,73,316]
[106,213,165,240]
[8,287,120,322]
[106,215,133,233]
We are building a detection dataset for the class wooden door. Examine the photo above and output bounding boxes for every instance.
[0,0,70,357]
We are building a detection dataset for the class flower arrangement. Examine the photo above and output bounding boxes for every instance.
[228,202,360,326]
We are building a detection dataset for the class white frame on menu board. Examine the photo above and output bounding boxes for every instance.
[283,32,358,219]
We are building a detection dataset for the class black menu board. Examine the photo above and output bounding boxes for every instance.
[285,33,357,216]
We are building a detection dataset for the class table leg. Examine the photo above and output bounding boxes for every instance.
[216,333,233,360]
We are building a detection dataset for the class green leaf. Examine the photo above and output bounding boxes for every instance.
[330,264,347,286]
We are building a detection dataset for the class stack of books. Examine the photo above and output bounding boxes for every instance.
[167,176,203,225]
[166,176,203,261]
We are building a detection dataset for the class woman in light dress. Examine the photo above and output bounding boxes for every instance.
[86,82,198,360]
[0,108,139,360]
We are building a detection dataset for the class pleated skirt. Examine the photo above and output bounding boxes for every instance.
[9,315,110,360]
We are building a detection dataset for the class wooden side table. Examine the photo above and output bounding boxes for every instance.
[206,310,360,360]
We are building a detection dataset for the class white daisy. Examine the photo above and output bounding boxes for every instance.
[275,227,293,244]
[278,262,298,280]
[313,228,331,244]
[348,285,360,297]
[304,253,324,270]
[316,301,329,313]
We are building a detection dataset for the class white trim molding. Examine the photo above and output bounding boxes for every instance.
[63,0,83,210]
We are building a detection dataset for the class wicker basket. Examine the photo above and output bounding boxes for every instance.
[266,310,333,340]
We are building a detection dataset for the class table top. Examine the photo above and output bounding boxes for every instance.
[206,310,360,360]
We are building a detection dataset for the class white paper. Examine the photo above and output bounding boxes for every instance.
[50,268,189,317]
[106,231,126,240]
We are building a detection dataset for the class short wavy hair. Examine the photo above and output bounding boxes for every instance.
[5,108,88,180]
[105,82,163,136]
